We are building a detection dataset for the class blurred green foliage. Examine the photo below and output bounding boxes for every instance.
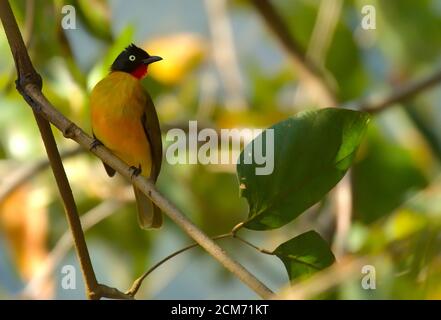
[353,124,428,224]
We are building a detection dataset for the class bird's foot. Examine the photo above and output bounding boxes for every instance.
[129,164,142,179]
[90,138,103,151]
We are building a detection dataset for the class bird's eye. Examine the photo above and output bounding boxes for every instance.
[129,55,136,61]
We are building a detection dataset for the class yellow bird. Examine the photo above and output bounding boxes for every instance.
[90,44,163,229]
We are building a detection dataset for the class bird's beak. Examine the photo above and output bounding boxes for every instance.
[143,56,163,65]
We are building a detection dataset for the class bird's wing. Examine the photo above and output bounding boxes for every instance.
[141,91,163,181]
[93,132,116,177]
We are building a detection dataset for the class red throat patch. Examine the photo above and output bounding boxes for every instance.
[131,65,148,79]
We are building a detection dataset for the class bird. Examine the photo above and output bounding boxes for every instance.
[90,43,163,229]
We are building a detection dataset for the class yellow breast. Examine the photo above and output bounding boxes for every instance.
[90,72,152,176]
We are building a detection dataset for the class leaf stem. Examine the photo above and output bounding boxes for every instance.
[231,222,245,235]
[126,230,277,298]
[233,235,274,256]
[126,233,232,297]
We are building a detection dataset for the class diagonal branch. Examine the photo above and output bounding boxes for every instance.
[204,0,247,110]
[126,234,233,297]
[126,231,275,297]
[250,0,337,107]
[0,146,82,204]
[250,1,441,114]
[21,199,127,299]
[344,67,441,113]
[0,1,273,299]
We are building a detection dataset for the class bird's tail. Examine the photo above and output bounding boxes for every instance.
[133,185,162,229]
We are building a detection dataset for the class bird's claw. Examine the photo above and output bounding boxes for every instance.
[90,138,103,151]
[130,164,142,179]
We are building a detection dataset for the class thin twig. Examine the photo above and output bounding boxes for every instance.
[21,199,127,299]
[233,235,274,256]
[0,1,273,299]
[293,0,342,107]
[204,0,247,110]
[0,146,82,203]
[127,229,281,297]
[250,0,337,107]
[332,174,352,257]
[344,67,441,113]
[251,1,441,114]
[231,222,245,235]
[306,0,343,67]
[34,112,102,298]
[126,234,232,297]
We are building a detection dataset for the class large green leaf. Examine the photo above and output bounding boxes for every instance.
[274,231,335,281]
[237,108,369,230]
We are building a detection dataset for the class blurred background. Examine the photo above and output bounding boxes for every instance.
[1,0,441,299]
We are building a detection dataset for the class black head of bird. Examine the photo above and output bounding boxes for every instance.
[110,43,162,79]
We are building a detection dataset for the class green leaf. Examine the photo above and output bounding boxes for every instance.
[237,108,369,230]
[274,231,335,281]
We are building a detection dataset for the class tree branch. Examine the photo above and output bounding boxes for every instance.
[344,67,441,113]
[126,233,232,297]
[0,1,273,299]
[233,234,274,256]
[306,0,342,67]
[126,231,275,297]
[204,0,247,110]
[33,111,105,298]
[250,0,337,107]
[0,146,82,204]
[21,199,127,299]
